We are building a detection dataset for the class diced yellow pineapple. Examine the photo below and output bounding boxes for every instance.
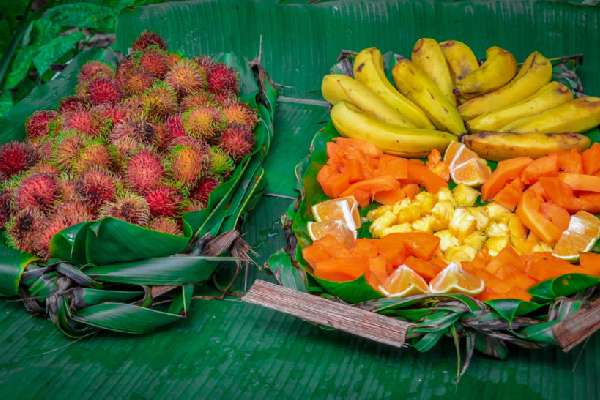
[486,222,509,237]
[414,191,435,212]
[532,241,552,253]
[436,188,455,204]
[445,245,478,263]
[382,223,413,236]
[412,215,436,233]
[370,211,396,237]
[463,231,486,250]
[486,203,511,223]
[486,236,509,256]
[435,230,460,252]
[367,205,391,221]
[469,207,490,230]
[392,198,412,214]
[448,208,476,238]
[395,204,422,224]
[430,216,448,231]
[431,200,454,226]
[453,184,480,207]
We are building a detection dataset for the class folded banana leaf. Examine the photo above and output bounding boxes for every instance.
[268,51,600,362]
[0,44,278,337]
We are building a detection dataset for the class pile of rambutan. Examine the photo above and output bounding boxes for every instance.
[0,31,258,259]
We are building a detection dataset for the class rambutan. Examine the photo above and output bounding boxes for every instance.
[223,101,258,130]
[86,78,122,105]
[194,56,216,72]
[78,61,114,84]
[180,90,216,111]
[207,64,238,95]
[74,142,112,173]
[0,190,12,228]
[15,173,60,211]
[25,110,58,139]
[182,106,225,139]
[99,193,150,225]
[132,31,167,52]
[144,187,182,217]
[219,126,255,160]
[165,53,182,69]
[52,130,84,170]
[165,59,206,95]
[28,162,59,176]
[139,49,169,78]
[110,119,157,147]
[59,178,77,202]
[167,145,207,187]
[59,96,88,113]
[62,110,106,137]
[0,142,37,178]
[191,176,219,205]
[142,81,178,117]
[214,90,237,106]
[93,104,127,126]
[126,149,164,193]
[75,168,117,208]
[122,72,155,96]
[182,198,205,213]
[6,208,46,255]
[209,146,234,176]
[165,114,186,141]
[35,201,93,257]
[119,96,146,120]
[147,217,181,235]
[109,136,143,170]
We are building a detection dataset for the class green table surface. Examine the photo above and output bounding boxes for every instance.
[3,0,600,398]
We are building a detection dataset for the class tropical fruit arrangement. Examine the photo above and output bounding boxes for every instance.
[271,38,600,356]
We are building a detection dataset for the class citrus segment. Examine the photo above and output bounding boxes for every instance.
[444,142,491,186]
[429,262,485,295]
[307,221,356,246]
[553,211,600,261]
[379,265,429,297]
[311,196,361,230]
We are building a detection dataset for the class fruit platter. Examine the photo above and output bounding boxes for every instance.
[267,39,600,359]
[0,31,276,336]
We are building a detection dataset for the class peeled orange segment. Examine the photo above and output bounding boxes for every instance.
[379,265,429,297]
[444,142,491,186]
[311,196,361,230]
[429,262,485,295]
[552,211,600,261]
[307,221,357,247]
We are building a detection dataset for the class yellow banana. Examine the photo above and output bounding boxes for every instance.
[321,74,415,127]
[459,51,552,120]
[468,82,573,132]
[463,132,590,161]
[412,38,456,105]
[331,102,456,158]
[456,47,516,95]
[392,59,466,135]
[353,47,434,128]
[440,40,479,82]
[500,97,600,133]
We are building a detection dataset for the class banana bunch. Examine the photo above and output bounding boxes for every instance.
[321,39,600,161]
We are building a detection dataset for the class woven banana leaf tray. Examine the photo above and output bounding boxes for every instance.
[2,0,600,399]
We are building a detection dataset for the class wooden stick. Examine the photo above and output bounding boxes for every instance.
[242,280,411,348]
[553,297,600,352]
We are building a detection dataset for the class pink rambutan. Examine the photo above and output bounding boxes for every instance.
[99,193,150,225]
[219,126,255,160]
[223,101,258,130]
[207,64,238,95]
[16,173,60,211]
[0,190,12,228]
[165,114,186,141]
[147,217,181,235]
[165,59,207,95]
[93,104,127,126]
[62,110,106,137]
[191,176,219,205]
[142,82,178,117]
[58,96,88,113]
[6,208,46,255]
[78,61,114,84]
[0,142,37,178]
[75,168,117,208]
[144,187,182,217]
[87,78,122,105]
[132,31,167,52]
[180,90,216,111]
[25,110,58,139]
[34,201,93,257]
[167,144,207,187]
[74,142,112,173]
[139,49,169,78]
[126,149,164,193]
[182,106,225,139]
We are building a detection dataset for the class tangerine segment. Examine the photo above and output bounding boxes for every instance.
[311,196,361,230]
[429,262,485,295]
[451,158,491,186]
[307,221,356,247]
[380,265,429,297]
[552,211,600,261]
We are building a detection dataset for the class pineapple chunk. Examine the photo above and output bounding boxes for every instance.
[382,223,413,236]
[412,215,436,233]
[436,188,455,204]
[414,191,435,212]
[445,245,478,263]
[448,208,476,238]
[395,204,422,224]
[469,207,490,230]
[370,211,396,237]
[463,231,486,250]
[367,205,392,221]
[532,241,552,253]
[486,203,511,223]
[453,184,480,207]
[392,198,412,214]
[435,230,460,252]
[486,236,509,256]
[431,200,454,226]
[430,216,448,231]
[486,222,509,237]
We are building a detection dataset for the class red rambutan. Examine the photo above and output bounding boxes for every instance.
[87,78,122,105]
[223,101,258,130]
[165,59,207,95]
[93,104,127,126]
[25,110,58,139]
[194,56,216,72]
[16,173,60,211]
[132,31,167,52]
[207,64,238,95]
[144,187,182,217]
[126,150,164,193]
[0,190,12,228]
[74,142,112,173]
[165,114,186,141]
[0,142,37,178]
[214,90,238,106]
[110,119,157,147]
[52,131,84,170]
[78,61,114,84]
[59,178,77,202]
[182,106,225,139]
[75,168,117,208]
[99,193,150,225]
[35,201,93,257]
[180,90,216,111]
[62,110,106,137]
[29,162,59,176]
[147,217,181,235]
[139,49,169,78]
[191,176,219,205]
[59,96,89,113]
[219,126,255,160]
[6,208,46,255]
[142,82,178,117]
[122,72,155,96]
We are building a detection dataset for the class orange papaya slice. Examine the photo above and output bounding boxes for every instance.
[482,157,533,200]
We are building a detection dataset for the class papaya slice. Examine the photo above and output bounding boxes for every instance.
[372,236,407,270]
[407,160,448,193]
[340,175,400,207]
[482,157,533,200]
[559,173,600,193]
[582,143,600,175]
[376,154,408,180]
[494,178,524,211]
[540,202,570,232]
[333,137,382,158]
[366,256,389,289]
[557,149,583,174]
[404,256,441,281]
[314,256,369,280]
[342,157,366,183]
[538,177,580,211]
[520,153,559,184]
[386,232,440,260]
[374,187,406,205]
[516,188,562,244]
[524,253,581,281]
[577,193,600,213]
[402,183,420,199]
[317,165,350,198]
[579,253,600,276]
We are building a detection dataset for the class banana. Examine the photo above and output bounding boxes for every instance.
[412,38,456,105]
[392,59,466,135]
[321,74,415,127]
[456,46,517,95]
[500,96,600,133]
[440,40,479,82]
[463,132,590,161]
[331,101,456,158]
[468,82,573,132]
[459,51,552,120]
[353,47,434,128]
